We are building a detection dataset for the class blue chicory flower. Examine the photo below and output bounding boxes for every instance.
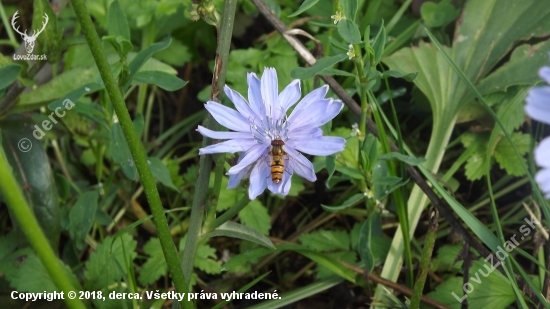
[525,66,550,199]
[198,68,346,199]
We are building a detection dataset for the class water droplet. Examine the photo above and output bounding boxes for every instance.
[84,87,90,91]
[128,159,134,166]
[147,160,151,165]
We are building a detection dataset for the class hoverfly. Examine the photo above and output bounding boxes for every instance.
[269,137,285,184]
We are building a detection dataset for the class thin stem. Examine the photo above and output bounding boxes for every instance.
[410,207,438,308]
[0,150,86,309]
[0,1,16,45]
[69,1,191,308]
[209,195,251,231]
[180,0,238,287]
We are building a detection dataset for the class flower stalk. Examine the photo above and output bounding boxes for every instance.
[180,0,238,288]
[69,1,191,307]
[0,150,86,309]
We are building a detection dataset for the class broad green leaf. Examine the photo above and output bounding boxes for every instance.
[299,230,350,251]
[316,251,356,279]
[357,213,390,272]
[238,200,271,235]
[337,20,362,44]
[319,68,355,77]
[132,71,187,91]
[0,64,21,90]
[18,67,97,107]
[33,0,59,55]
[0,116,60,249]
[494,132,531,176]
[106,0,130,40]
[340,0,358,21]
[420,0,460,28]
[431,244,462,272]
[426,261,515,309]
[128,38,172,76]
[109,121,137,180]
[68,190,99,251]
[462,132,490,181]
[84,234,137,290]
[223,247,274,272]
[138,238,167,286]
[288,0,319,17]
[5,253,80,293]
[477,41,550,95]
[290,54,348,79]
[206,221,275,249]
[371,22,386,64]
[148,157,178,190]
[321,193,364,212]
[335,165,364,179]
[378,152,426,166]
[194,243,222,274]
[381,69,418,82]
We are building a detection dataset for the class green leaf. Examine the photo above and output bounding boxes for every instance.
[211,272,272,309]
[290,54,348,79]
[431,244,462,272]
[420,0,460,28]
[132,71,187,91]
[238,200,271,235]
[194,243,222,274]
[148,157,178,191]
[340,0,358,21]
[381,69,418,82]
[299,230,350,251]
[462,132,490,181]
[337,20,362,44]
[5,253,80,293]
[138,238,168,286]
[477,41,550,95]
[84,234,137,290]
[371,22,386,65]
[223,247,274,272]
[358,214,376,272]
[47,83,103,111]
[316,251,356,280]
[33,0,58,55]
[288,0,319,17]
[68,190,99,251]
[106,0,130,40]
[319,68,355,77]
[335,165,364,179]
[128,38,172,76]
[378,152,426,166]
[18,67,97,107]
[109,121,137,180]
[426,260,515,308]
[206,221,275,249]
[494,132,531,176]
[0,64,21,90]
[321,193,364,212]
[0,116,61,249]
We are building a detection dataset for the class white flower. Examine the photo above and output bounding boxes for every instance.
[198,68,346,199]
[330,11,344,24]
[346,44,355,60]
[525,66,550,198]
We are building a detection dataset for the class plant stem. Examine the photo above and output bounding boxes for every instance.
[410,207,438,308]
[69,1,191,308]
[0,150,86,309]
[208,195,251,231]
[180,0,238,287]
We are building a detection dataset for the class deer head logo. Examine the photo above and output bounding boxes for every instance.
[11,11,49,54]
